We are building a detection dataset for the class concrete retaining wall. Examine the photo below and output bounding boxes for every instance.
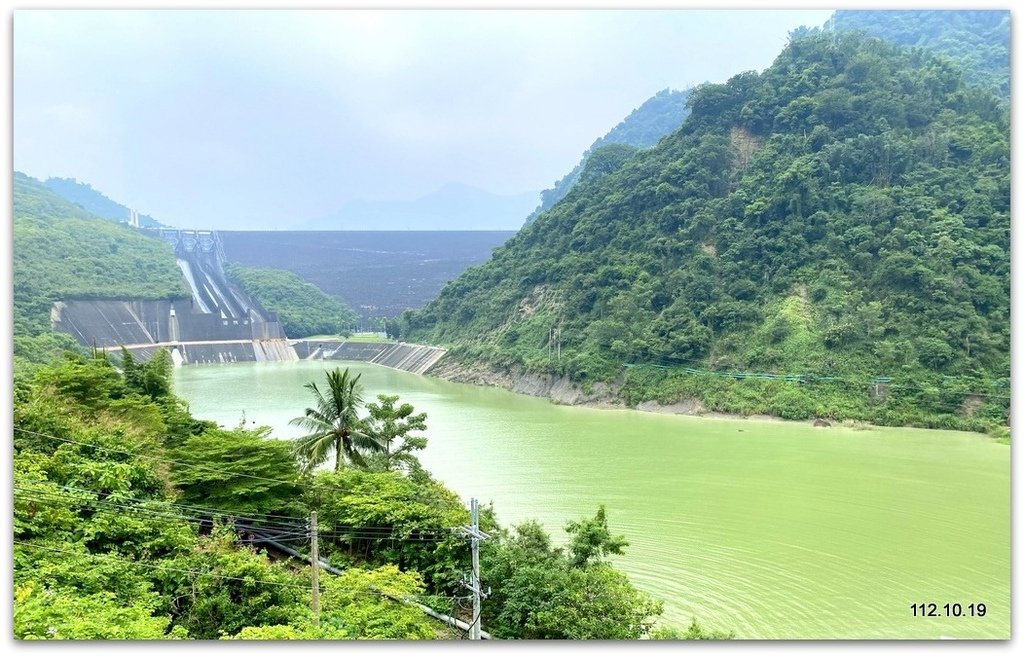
[370,343,447,375]
[291,340,446,375]
[120,339,297,365]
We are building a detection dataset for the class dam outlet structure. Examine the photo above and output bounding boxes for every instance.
[52,229,297,365]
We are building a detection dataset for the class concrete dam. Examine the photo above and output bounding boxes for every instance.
[53,229,298,365]
[52,228,449,373]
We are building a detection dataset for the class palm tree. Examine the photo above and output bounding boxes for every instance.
[289,368,383,473]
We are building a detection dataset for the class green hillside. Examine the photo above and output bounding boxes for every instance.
[13,173,189,367]
[524,88,691,225]
[832,9,1009,98]
[404,32,1009,432]
[224,263,359,338]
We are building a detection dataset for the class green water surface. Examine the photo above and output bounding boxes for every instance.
[174,361,1009,639]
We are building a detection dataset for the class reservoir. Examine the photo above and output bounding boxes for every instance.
[174,360,1009,639]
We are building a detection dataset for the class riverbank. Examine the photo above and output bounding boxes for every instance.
[424,356,1010,438]
[425,357,835,428]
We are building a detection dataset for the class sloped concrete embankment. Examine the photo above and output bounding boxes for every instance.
[121,339,298,365]
[292,341,389,361]
[291,340,446,376]
[370,344,447,375]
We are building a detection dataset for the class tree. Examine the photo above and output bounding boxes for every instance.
[14,582,180,639]
[168,427,303,517]
[481,517,662,639]
[122,347,174,400]
[564,505,629,568]
[290,368,382,473]
[362,394,427,472]
[650,618,736,640]
[156,531,308,639]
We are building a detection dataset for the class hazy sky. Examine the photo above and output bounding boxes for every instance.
[14,9,833,229]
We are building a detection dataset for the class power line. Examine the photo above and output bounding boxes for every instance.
[13,480,305,529]
[12,540,311,590]
[16,487,215,526]
[15,485,450,544]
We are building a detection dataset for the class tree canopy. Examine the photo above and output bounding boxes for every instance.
[403,32,1009,432]
[224,262,358,338]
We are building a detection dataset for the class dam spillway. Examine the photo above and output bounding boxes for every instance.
[52,229,297,364]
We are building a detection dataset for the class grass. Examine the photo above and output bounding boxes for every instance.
[300,332,394,343]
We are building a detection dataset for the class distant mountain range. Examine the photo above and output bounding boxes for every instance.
[43,177,164,228]
[305,182,539,231]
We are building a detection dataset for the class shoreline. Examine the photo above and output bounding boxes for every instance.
[421,357,1005,441]
[425,357,852,430]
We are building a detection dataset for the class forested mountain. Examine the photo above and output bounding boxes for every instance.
[306,182,537,231]
[523,88,691,226]
[44,176,164,227]
[12,172,188,368]
[831,9,1009,98]
[224,263,359,337]
[404,32,1010,431]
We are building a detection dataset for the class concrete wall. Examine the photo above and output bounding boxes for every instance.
[291,340,390,361]
[370,343,448,375]
[120,339,297,365]
[291,340,446,375]
[52,229,292,364]
[54,299,285,348]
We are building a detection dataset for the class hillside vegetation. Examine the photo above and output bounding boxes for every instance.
[13,173,189,368]
[524,88,691,225]
[832,10,1009,98]
[224,263,359,337]
[404,32,1010,431]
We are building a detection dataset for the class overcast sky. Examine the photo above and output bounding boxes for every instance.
[14,9,833,230]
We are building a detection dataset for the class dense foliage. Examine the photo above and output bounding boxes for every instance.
[832,10,1009,98]
[523,88,691,225]
[224,262,358,337]
[44,176,164,227]
[14,355,695,639]
[12,354,445,639]
[481,516,662,639]
[12,172,189,370]
[405,32,1009,432]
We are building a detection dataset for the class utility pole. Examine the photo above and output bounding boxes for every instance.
[458,498,490,640]
[310,510,320,627]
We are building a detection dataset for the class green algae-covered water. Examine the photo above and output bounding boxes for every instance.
[174,361,1009,639]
